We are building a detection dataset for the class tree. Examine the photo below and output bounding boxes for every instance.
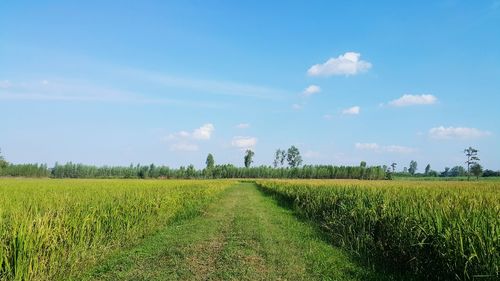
[425,164,431,175]
[206,153,215,169]
[244,150,254,168]
[0,148,7,169]
[441,167,450,177]
[450,166,466,177]
[360,161,367,168]
[408,160,417,175]
[273,149,286,168]
[464,147,480,181]
[390,162,397,173]
[470,164,483,180]
[286,146,303,168]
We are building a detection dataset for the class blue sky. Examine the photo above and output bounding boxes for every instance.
[1,0,499,171]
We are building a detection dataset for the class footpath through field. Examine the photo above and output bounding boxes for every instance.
[81,183,390,281]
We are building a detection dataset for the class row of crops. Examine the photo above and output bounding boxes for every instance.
[256,179,499,281]
[0,179,235,281]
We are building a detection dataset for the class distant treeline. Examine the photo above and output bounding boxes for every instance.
[0,162,387,180]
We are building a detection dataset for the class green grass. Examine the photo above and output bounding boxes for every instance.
[80,183,391,281]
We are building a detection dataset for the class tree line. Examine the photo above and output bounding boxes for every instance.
[388,147,495,180]
[0,146,497,180]
[0,147,386,179]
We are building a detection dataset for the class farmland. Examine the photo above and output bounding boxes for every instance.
[0,179,499,280]
[256,179,500,280]
[0,179,235,280]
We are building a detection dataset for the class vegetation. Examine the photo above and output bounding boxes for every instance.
[464,147,480,181]
[244,149,255,168]
[0,179,234,280]
[83,182,388,281]
[256,179,500,281]
[286,145,303,168]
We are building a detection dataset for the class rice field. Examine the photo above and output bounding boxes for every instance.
[0,179,235,281]
[255,179,500,280]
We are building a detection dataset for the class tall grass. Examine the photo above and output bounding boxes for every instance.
[256,179,499,280]
[0,179,234,280]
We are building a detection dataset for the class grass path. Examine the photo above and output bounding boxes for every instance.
[79,183,390,281]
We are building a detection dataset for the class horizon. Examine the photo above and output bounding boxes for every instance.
[1,1,499,171]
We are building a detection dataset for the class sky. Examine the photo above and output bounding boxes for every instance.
[1,0,499,171]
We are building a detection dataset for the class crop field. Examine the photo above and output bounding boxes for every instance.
[0,178,498,281]
[0,179,235,280]
[256,179,500,280]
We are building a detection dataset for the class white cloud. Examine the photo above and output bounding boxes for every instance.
[389,94,437,107]
[165,123,214,151]
[292,103,302,110]
[307,52,372,76]
[193,123,215,140]
[0,80,11,89]
[342,106,360,115]
[429,126,492,140]
[355,143,415,154]
[323,114,333,120]
[355,143,380,150]
[167,123,215,141]
[42,80,49,85]
[302,85,321,97]
[236,123,250,129]
[170,143,198,152]
[231,136,257,150]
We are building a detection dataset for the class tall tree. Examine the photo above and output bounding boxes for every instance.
[408,160,417,175]
[244,149,255,168]
[464,147,480,181]
[390,162,397,173]
[286,146,303,168]
[470,163,483,180]
[425,164,431,175]
[360,161,367,168]
[206,153,215,169]
[280,150,286,166]
[273,149,286,168]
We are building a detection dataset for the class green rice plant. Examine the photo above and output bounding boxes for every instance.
[0,179,235,281]
[256,179,499,281]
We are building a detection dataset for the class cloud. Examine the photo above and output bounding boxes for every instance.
[307,52,372,76]
[121,68,288,100]
[355,143,380,150]
[0,80,11,89]
[342,106,360,115]
[170,143,199,152]
[167,123,215,141]
[292,103,302,110]
[42,80,49,85]
[0,79,225,108]
[388,94,437,107]
[231,136,257,150]
[429,126,492,140]
[193,123,215,140]
[302,85,321,97]
[236,123,250,129]
[165,123,214,151]
[355,143,415,153]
